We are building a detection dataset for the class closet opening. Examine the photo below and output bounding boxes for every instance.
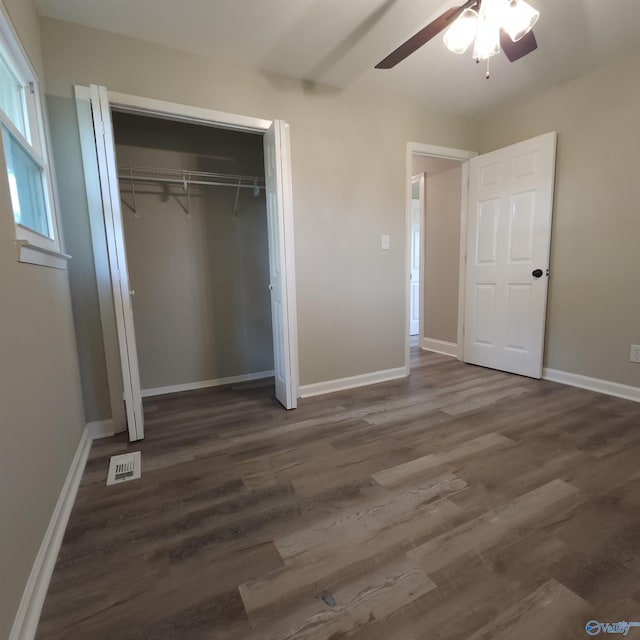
[112,111,275,402]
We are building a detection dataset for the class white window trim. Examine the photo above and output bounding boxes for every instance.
[0,3,68,268]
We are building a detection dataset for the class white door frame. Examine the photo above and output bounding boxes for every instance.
[75,86,299,432]
[405,142,476,372]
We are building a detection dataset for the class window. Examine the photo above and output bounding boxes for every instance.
[3,124,50,237]
[0,5,65,267]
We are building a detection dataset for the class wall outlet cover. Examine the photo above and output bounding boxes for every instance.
[630,344,640,364]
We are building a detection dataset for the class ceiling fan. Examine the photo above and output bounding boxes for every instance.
[375,0,540,77]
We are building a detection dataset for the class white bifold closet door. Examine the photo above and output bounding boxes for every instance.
[464,132,557,379]
[264,121,298,410]
[82,85,298,439]
[89,85,144,441]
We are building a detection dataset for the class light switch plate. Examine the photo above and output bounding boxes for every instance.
[381,234,390,250]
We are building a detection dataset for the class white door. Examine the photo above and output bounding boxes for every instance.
[89,85,144,440]
[463,132,557,378]
[264,121,298,409]
[409,177,422,336]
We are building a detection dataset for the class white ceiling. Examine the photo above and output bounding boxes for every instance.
[35,0,640,116]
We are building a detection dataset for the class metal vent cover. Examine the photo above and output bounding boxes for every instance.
[106,451,141,486]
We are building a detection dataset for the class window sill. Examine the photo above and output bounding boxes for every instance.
[15,240,71,270]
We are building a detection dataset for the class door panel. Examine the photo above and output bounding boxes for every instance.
[264,121,297,409]
[89,85,144,441]
[473,284,496,346]
[509,192,536,261]
[476,199,499,264]
[464,132,557,378]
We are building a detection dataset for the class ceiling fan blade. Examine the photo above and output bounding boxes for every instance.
[376,2,477,69]
[500,29,537,62]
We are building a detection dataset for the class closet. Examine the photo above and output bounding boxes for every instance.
[112,112,274,397]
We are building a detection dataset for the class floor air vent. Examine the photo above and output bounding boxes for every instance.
[106,452,141,486]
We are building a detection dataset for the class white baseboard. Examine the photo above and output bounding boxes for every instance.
[86,419,123,439]
[299,366,408,399]
[141,370,275,398]
[543,368,640,403]
[9,425,94,640]
[420,338,458,358]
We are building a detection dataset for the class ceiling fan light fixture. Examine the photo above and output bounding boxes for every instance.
[502,0,540,42]
[443,8,478,55]
[472,0,502,60]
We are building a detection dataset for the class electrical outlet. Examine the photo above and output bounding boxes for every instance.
[630,345,640,364]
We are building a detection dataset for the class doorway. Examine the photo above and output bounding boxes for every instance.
[409,174,423,340]
[75,86,299,441]
[405,143,475,372]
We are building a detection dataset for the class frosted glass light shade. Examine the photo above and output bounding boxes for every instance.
[502,0,540,42]
[472,3,501,60]
[443,9,478,54]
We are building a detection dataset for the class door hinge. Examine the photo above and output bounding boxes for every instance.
[28,81,35,95]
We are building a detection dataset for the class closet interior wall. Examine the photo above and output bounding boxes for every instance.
[113,112,274,393]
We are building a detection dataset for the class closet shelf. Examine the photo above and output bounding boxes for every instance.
[118,164,266,218]
[117,164,266,191]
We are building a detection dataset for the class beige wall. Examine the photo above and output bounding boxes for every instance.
[0,2,86,637]
[479,46,640,388]
[412,155,460,177]
[423,166,462,344]
[47,94,113,420]
[114,115,273,390]
[40,17,479,401]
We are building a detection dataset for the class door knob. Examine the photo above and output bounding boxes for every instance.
[531,269,543,278]
[129,289,135,296]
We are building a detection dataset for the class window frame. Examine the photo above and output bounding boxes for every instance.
[0,4,66,267]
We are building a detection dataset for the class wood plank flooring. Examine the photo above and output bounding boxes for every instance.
[36,348,640,639]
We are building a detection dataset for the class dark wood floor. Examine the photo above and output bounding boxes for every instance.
[36,348,640,639]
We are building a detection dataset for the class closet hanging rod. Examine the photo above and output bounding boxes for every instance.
[117,164,265,190]
[118,175,266,190]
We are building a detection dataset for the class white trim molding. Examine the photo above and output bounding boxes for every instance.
[543,368,640,403]
[15,241,71,270]
[108,90,272,133]
[299,367,407,399]
[141,370,276,398]
[420,338,458,358]
[9,426,93,640]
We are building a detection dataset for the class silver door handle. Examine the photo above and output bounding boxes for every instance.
[268,284,274,291]
[129,289,135,296]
